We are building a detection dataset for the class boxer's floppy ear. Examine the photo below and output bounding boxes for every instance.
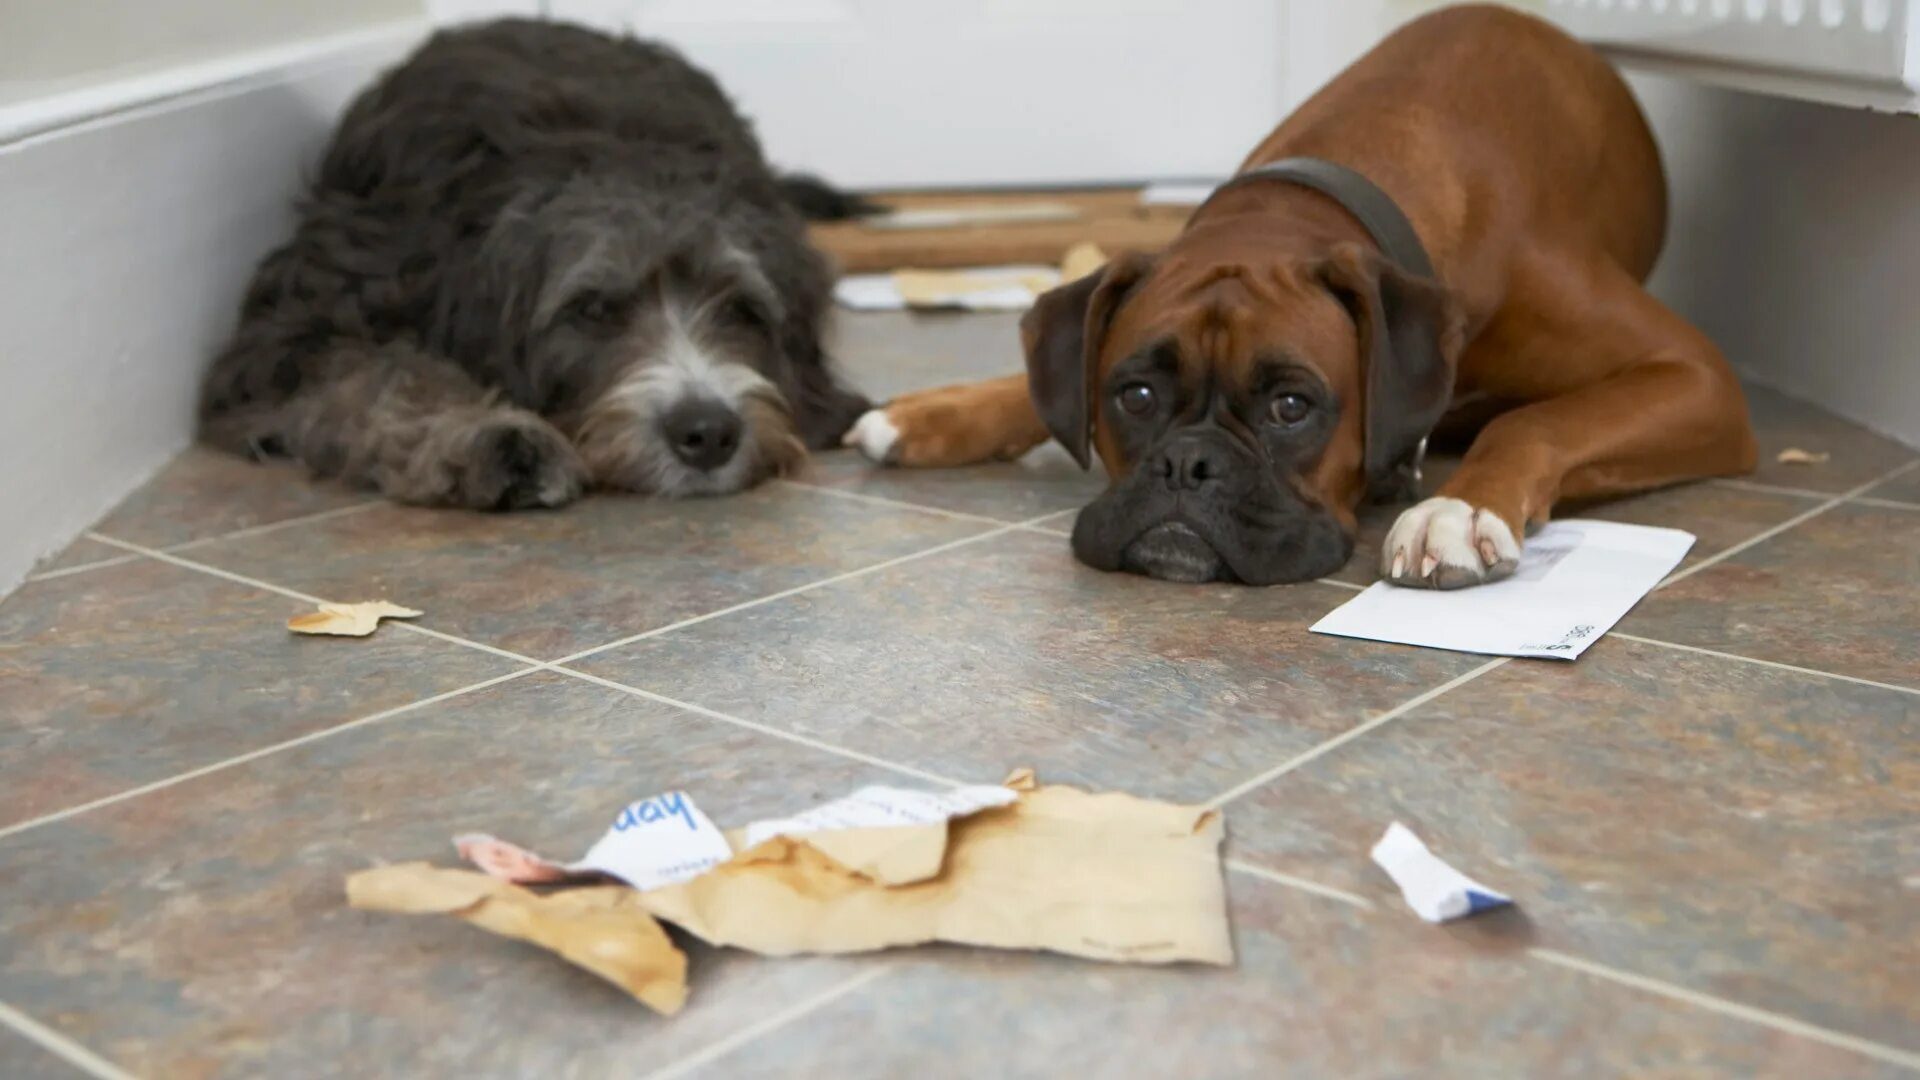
[1021,253,1156,469]
[1319,244,1465,501]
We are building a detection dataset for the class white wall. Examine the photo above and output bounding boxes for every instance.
[1634,74,1920,447]
[0,9,428,596]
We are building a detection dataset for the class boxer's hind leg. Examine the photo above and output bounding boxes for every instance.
[845,373,1051,467]
[1383,255,1757,588]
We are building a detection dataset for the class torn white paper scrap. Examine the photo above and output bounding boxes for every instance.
[832,267,1058,312]
[1310,519,1694,660]
[742,784,1017,847]
[457,791,733,891]
[575,791,734,890]
[1371,821,1512,923]
[1139,181,1223,206]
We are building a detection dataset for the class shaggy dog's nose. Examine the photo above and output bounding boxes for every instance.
[661,399,742,471]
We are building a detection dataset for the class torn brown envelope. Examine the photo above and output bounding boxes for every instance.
[346,863,688,1015]
[784,821,950,887]
[640,783,1232,966]
[892,268,1056,308]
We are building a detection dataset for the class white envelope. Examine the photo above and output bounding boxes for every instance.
[1311,519,1695,660]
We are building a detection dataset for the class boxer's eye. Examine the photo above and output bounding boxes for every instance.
[1116,382,1157,416]
[1270,393,1314,426]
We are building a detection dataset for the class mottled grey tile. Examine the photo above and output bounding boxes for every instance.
[1624,502,1920,688]
[694,872,1902,1080]
[0,558,517,829]
[0,673,908,1080]
[1742,385,1917,494]
[1860,463,1920,507]
[27,538,133,578]
[1332,468,1819,588]
[88,446,370,549]
[579,530,1486,801]
[182,484,989,661]
[829,310,1026,402]
[794,444,1107,523]
[0,1027,82,1080]
[1227,638,1920,1048]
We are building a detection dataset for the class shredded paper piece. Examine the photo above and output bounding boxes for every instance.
[286,600,421,637]
[1370,821,1512,924]
[1776,447,1829,465]
[351,771,1232,1013]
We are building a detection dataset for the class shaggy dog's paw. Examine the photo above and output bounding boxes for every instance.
[1381,497,1521,589]
[457,415,586,510]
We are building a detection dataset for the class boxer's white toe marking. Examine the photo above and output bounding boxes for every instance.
[1382,497,1521,590]
[845,409,900,463]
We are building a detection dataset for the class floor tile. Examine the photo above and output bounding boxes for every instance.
[578,530,1487,802]
[829,311,1026,402]
[794,444,1107,523]
[1623,502,1920,688]
[0,558,517,830]
[27,538,133,578]
[1331,468,1820,588]
[0,673,908,1080]
[0,1027,81,1080]
[1226,638,1920,1048]
[181,484,989,661]
[1742,385,1917,494]
[87,446,370,550]
[1860,464,1920,507]
[692,872,1902,1080]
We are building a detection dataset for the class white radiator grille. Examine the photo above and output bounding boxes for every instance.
[1537,0,1918,98]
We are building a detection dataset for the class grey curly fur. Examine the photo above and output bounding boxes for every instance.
[199,18,870,509]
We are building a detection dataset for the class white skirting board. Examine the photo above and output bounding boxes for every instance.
[0,21,427,598]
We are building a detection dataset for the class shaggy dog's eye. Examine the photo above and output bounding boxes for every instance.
[721,296,769,331]
[1116,382,1157,416]
[1270,392,1314,426]
[565,292,628,328]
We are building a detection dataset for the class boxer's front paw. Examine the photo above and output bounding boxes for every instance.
[1382,497,1521,589]
[844,385,1035,468]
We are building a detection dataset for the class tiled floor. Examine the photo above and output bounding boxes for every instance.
[2,311,1917,1079]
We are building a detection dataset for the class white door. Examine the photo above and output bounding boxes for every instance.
[545,0,1285,188]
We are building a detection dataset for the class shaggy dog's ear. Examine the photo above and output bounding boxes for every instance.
[435,196,547,363]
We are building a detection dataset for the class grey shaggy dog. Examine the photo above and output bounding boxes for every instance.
[199,18,872,508]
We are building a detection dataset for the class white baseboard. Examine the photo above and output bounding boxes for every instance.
[0,21,428,598]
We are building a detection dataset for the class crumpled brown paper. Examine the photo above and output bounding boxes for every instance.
[347,770,1231,1016]
[288,600,421,637]
[346,863,688,1014]
[639,772,1232,966]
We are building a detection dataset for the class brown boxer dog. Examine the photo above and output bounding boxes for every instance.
[845,4,1756,587]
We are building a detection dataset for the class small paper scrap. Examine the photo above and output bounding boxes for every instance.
[1058,242,1108,283]
[833,265,1059,312]
[346,864,687,1013]
[1312,519,1693,660]
[1776,447,1829,465]
[1370,821,1512,924]
[286,600,421,637]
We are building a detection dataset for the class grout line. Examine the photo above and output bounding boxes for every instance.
[167,499,384,551]
[1315,576,1367,592]
[1613,633,1920,697]
[85,533,328,604]
[1853,495,1920,513]
[1660,458,1920,589]
[1528,949,1920,1073]
[27,501,383,585]
[1205,658,1510,810]
[0,669,536,843]
[1224,858,1375,910]
[24,554,142,583]
[775,477,1017,527]
[555,668,966,787]
[81,532,547,666]
[0,1001,135,1080]
[550,514,1055,666]
[639,967,894,1080]
[1708,476,1834,500]
[1018,522,1072,538]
